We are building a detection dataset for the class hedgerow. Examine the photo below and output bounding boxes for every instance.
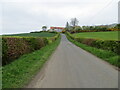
[2,34,59,65]
[2,35,61,88]
[66,32,120,55]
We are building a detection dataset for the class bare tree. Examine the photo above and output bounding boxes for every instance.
[70,18,79,27]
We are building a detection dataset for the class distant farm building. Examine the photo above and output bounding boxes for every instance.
[50,27,64,32]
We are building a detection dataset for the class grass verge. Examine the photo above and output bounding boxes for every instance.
[66,34,120,68]
[2,35,61,88]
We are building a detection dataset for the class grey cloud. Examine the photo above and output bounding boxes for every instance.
[1,0,119,34]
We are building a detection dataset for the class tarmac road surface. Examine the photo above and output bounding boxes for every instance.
[26,34,118,88]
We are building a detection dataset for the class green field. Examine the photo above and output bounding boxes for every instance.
[72,31,119,40]
[4,32,56,37]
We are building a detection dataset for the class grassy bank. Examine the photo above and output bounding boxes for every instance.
[2,35,61,88]
[72,31,119,40]
[66,34,119,68]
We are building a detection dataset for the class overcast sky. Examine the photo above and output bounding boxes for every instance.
[0,0,119,34]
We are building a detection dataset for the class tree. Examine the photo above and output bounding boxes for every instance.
[42,26,47,31]
[82,26,89,30]
[89,26,94,30]
[116,24,120,29]
[65,22,70,31]
[70,18,79,27]
[82,26,86,30]
[66,22,69,28]
[74,26,82,32]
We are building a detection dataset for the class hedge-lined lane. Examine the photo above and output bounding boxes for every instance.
[2,34,61,88]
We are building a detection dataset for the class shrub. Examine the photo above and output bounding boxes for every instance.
[66,32,120,55]
[74,38,84,43]
[92,40,120,55]
[49,31,58,34]
[2,38,8,64]
[82,39,95,46]
[23,37,47,51]
[2,34,59,65]
[62,30,66,33]
[2,37,31,65]
[30,31,42,33]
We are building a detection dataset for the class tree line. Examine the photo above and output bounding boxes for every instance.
[64,18,120,33]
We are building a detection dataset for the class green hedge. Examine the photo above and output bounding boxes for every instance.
[2,35,61,88]
[2,34,59,65]
[66,32,120,55]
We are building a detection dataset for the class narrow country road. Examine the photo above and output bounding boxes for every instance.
[26,34,118,88]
